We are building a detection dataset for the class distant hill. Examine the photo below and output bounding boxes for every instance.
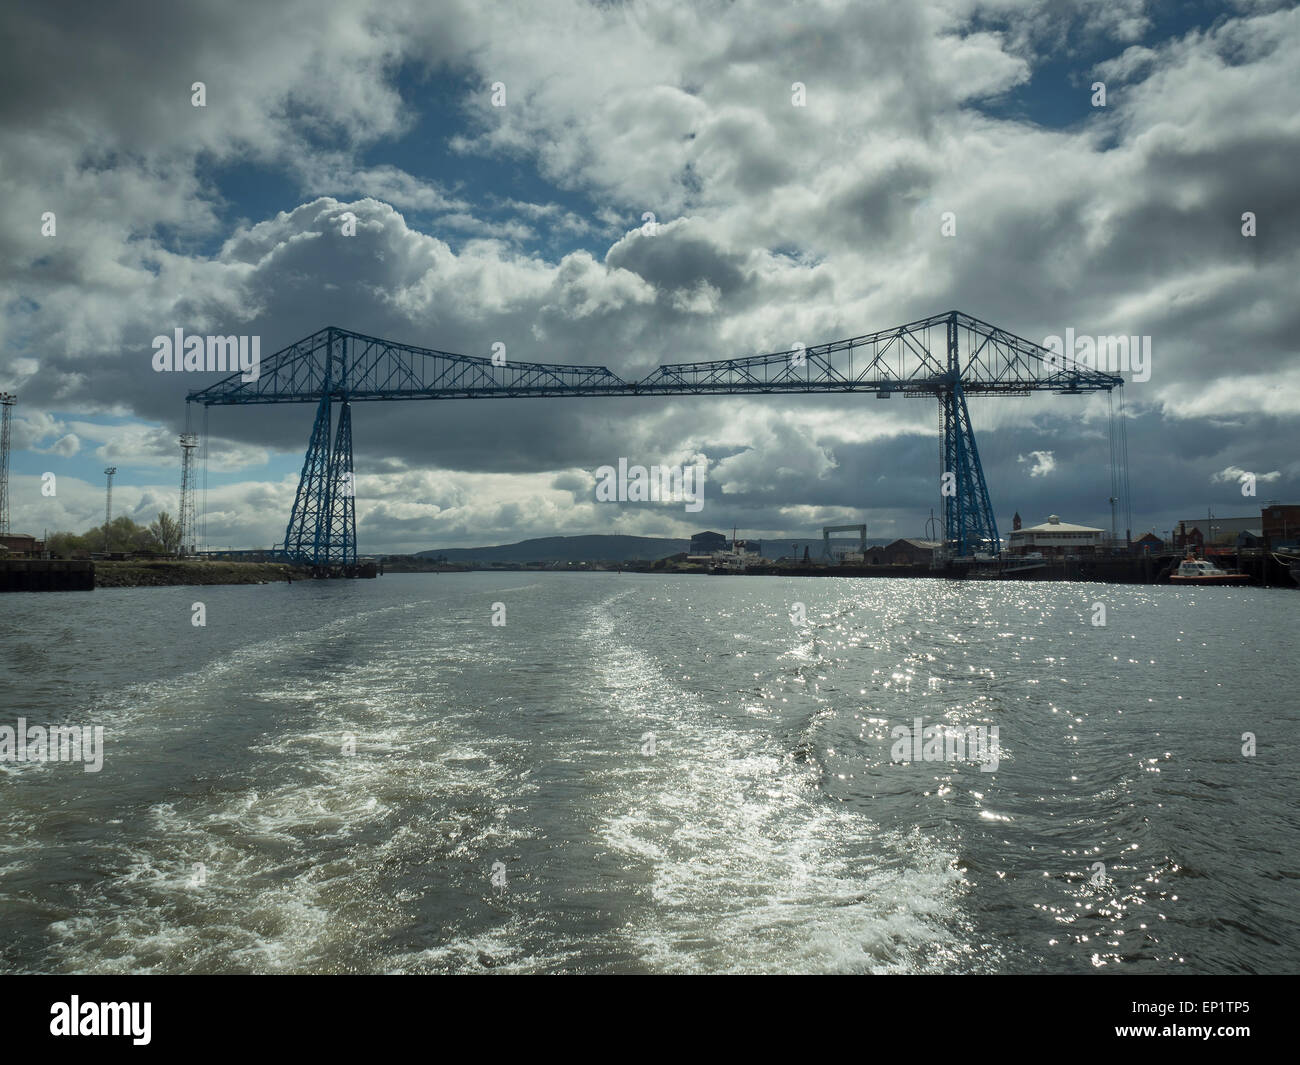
[415,535,689,563]
[414,533,899,563]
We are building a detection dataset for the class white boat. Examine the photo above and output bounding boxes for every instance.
[1169,555,1251,585]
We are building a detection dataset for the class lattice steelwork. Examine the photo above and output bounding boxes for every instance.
[187,327,627,405]
[178,433,198,555]
[187,312,1124,565]
[281,392,336,566]
[324,401,355,566]
[0,394,14,537]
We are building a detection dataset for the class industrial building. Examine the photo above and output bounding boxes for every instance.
[689,531,728,555]
[882,538,941,565]
[1176,516,1259,546]
[1171,506,1299,551]
[1262,504,1300,546]
[0,533,45,557]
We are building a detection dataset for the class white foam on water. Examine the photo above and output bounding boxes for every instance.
[39,608,534,974]
[59,596,449,738]
[589,591,977,974]
[385,917,570,975]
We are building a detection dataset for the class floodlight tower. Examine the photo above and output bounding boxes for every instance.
[103,466,117,553]
[0,393,15,536]
[178,433,198,555]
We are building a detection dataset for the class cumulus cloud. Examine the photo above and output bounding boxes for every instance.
[1211,464,1280,485]
[1018,450,1058,478]
[47,434,80,458]
[1,0,1297,550]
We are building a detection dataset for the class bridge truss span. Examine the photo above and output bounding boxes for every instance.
[185,311,1125,567]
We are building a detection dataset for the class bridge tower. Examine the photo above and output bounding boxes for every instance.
[281,392,357,570]
[940,315,999,557]
[326,400,356,566]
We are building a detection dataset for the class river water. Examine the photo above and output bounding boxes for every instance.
[1,572,1296,973]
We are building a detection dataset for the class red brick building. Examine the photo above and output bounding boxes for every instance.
[0,533,45,557]
[1262,504,1300,544]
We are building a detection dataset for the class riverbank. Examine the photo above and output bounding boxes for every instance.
[399,552,1297,586]
[94,560,308,588]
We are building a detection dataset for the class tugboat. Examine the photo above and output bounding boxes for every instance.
[1169,552,1251,585]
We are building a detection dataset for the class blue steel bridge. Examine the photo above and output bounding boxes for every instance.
[185,310,1126,571]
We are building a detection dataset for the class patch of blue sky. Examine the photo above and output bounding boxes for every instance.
[968,0,1228,129]
[192,61,612,266]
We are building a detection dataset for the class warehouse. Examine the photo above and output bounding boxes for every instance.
[882,538,941,565]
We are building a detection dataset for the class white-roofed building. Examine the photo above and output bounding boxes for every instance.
[1008,515,1105,557]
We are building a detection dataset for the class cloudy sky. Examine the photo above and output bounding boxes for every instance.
[2,0,1297,552]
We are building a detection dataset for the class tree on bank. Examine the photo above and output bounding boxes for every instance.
[47,512,180,557]
[150,511,182,555]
